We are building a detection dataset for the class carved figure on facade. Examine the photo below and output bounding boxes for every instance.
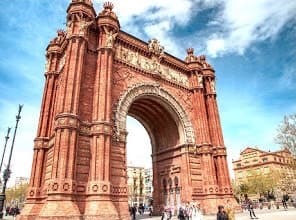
[103,26,118,48]
[210,80,216,93]
[148,38,164,57]
[45,57,50,72]
[185,48,198,63]
[59,53,66,72]
[199,55,212,68]
[197,74,203,87]
[79,20,93,35]
[113,65,134,87]
[151,57,162,74]
[176,90,193,112]
[132,52,141,67]
[50,29,66,45]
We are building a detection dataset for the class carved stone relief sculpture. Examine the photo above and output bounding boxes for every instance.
[148,38,164,56]
[210,80,216,93]
[103,26,118,48]
[197,74,203,87]
[59,54,66,72]
[115,44,189,87]
[79,20,93,35]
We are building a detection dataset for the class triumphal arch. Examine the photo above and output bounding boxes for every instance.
[20,1,235,219]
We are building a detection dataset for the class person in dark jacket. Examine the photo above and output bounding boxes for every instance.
[217,205,228,220]
[178,206,186,220]
[131,205,137,220]
[247,199,258,219]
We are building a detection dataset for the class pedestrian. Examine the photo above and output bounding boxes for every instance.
[225,199,235,220]
[131,204,137,220]
[178,206,186,220]
[247,199,258,219]
[282,194,289,210]
[216,205,228,220]
[167,207,172,220]
[5,206,10,216]
[192,203,203,220]
[149,205,153,216]
[185,202,191,220]
[161,208,168,220]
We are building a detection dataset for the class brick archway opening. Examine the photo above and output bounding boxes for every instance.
[114,83,195,214]
[114,83,195,145]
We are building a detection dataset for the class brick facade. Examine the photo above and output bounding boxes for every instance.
[18,1,235,219]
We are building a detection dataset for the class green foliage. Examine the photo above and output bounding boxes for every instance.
[5,183,28,206]
[233,170,280,197]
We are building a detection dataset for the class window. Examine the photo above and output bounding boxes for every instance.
[237,163,241,167]
[262,158,268,162]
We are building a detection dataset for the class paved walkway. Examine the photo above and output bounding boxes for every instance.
[3,209,296,219]
[134,208,296,220]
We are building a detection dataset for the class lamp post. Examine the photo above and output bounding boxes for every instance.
[0,127,11,174]
[0,104,23,218]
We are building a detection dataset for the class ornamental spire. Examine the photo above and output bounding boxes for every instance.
[71,0,93,5]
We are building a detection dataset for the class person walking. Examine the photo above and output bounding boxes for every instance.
[178,206,186,220]
[247,199,258,219]
[131,204,137,220]
[216,205,228,220]
[192,203,203,220]
[225,200,235,220]
[282,194,289,210]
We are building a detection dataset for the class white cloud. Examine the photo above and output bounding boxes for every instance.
[94,0,197,55]
[206,0,296,56]
[206,37,225,57]
[94,0,296,57]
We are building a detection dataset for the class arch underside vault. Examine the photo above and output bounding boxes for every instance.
[114,83,196,145]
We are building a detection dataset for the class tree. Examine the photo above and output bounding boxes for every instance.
[5,183,28,207]
[277,168,296,193]
[275,114,296,155]
[233,170,280,200]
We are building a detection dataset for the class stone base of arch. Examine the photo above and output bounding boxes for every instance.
[197,195,239,214]
[84,199,129,220]
[16,203,43,220]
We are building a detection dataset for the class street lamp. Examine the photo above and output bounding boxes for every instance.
[0,104,23,218]
[0,128,11,174]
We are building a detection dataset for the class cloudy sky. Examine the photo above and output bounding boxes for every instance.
[0,0,296,186]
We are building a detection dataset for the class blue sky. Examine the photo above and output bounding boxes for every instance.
[0,0,296,184]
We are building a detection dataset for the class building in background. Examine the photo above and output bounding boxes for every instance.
[127,166,153,206]
[233,147,296,199]
[144,168,153,205]
[15,177,29,187]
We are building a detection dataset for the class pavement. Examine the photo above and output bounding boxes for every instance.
[134,208,296,220]
[2,208,296,220]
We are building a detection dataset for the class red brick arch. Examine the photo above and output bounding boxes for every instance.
[19,1,236,220]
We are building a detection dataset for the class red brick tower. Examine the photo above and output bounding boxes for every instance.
[19,1,235,219]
